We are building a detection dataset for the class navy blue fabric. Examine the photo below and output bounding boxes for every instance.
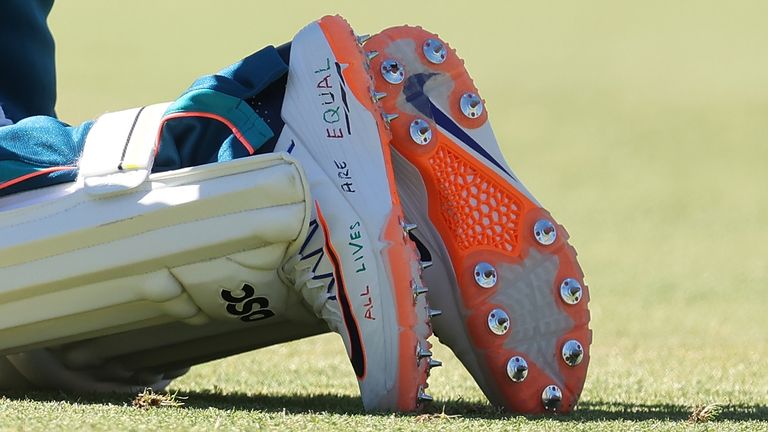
[154,118,236,172]
[0,44,290,197]
[0,116,91,195]
[245,41,291,154]
[0,0,57,122]
[187,46,287,100]
[154,45,288,171]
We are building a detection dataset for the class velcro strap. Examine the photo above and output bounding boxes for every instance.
[79,102,171,196]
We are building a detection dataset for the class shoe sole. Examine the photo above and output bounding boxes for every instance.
[366,26,591,414]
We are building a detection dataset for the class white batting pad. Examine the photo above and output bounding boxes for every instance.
[0,152,310,355]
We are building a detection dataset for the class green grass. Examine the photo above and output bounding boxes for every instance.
[2,0,767,430]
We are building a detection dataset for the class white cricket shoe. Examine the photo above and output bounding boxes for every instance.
[275,16,436,412]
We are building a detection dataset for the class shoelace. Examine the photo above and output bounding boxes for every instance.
[283,218,341,322]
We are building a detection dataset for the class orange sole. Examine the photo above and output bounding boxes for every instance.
[317,16,433,411]
[366,26,591,414]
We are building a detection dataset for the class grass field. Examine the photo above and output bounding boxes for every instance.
[2,0,767,430]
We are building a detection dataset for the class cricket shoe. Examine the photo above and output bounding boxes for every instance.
[274,16,436,412]
[364,27,591,413]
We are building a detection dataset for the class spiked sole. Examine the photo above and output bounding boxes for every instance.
[365,26,591,414]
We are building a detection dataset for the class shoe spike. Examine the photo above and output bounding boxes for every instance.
[402,221,417,234]
[428,359,443,369]
[366,50,379,62]
[382,112,399,125]
[416,342,432,359]
[412,281,429,298]
[371,91,387,102]
[541,385,563,411]
[428,308,443,318]
[420,260,433,270]
[417,387,433,403]
[357,34,371,45]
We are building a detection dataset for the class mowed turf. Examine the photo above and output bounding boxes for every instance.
[1,1,766,430]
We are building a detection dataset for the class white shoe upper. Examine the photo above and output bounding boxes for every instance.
[274,16,433,411]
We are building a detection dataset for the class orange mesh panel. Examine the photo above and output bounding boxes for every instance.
[429,143,522,252]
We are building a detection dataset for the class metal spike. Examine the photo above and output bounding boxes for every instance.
[409,118,433,145]
[487,308,510,336]
[415,341,432,360]
[366,50,379,61]
[418,393,433,402]
[541,385,563,411]
[506,356,529,382]
[560,278,583,305]
[382,112,399,125]
[402,221,417,234]
[356,34,371,45]
[371,91,387,102]
[420,260,433,270]
[562,339,585,367]
[380,59,405,84]
[533,219,557,246]
[474,262,498,288]
[423,38,447,64]
[460,92,484,118]
[412,282,429,298]
[428,359,443,369]
[417,387,433,403]
[428,308,442,318]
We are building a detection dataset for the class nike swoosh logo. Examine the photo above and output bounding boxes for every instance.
[404,73,516,181]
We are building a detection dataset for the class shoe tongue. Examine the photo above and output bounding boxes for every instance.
[244,42,292,153]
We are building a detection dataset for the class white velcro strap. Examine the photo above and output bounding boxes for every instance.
[79,102,171,196]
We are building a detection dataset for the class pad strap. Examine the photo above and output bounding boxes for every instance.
[79,102,170,196]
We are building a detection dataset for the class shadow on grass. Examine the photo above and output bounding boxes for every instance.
[3,390,767,422]
[563,400,768,423]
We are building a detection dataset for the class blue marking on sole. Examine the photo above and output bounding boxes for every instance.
[403,73,515,180]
